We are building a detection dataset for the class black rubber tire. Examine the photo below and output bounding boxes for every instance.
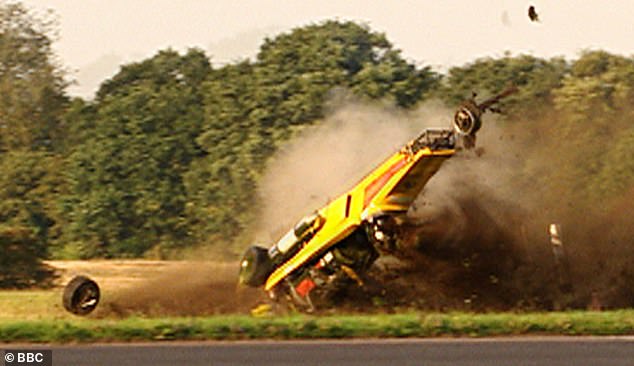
[453,101,482,136]
[62,275,100,316]
[238,246,272,287]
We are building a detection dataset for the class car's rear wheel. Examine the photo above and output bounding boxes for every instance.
[63,275,100,315]
[238,246,272,287]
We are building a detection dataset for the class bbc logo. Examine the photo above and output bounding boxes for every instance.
[3,350,52,366]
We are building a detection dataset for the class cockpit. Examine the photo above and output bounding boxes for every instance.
[268,212,325,261]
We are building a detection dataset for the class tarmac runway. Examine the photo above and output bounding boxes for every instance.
[9,336,634,366]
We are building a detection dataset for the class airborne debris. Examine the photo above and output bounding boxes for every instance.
[63,275,100,316]
[501,11,511,27]
[549,224,573,293]
[528,5,540,22]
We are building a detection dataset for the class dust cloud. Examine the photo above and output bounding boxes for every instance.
[98,98,633,316]
[254,98,634,312]
[95,262,265,317]
[254,100,453,242]
[383,107,634,311]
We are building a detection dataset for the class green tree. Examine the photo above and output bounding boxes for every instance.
[351,48,439,107]
[0,225,55,288]
[437,54,567,118]
[0,2,68,151]
[184,61,260,246]
[0,151,59,286]
[553,51,634,124]
[593,126,634,198]
[64,49,211,258]
[252,20,438,133]
[0,2,67,286]
[184,21,440,250]
[549,51,634,202]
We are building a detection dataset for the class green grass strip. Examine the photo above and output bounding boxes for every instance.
[1,310,633,343]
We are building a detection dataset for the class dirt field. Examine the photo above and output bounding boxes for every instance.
[3,260,266,319]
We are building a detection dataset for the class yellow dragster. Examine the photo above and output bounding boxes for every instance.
[238,87,516,310]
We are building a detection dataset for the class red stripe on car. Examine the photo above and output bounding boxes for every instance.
[364,158,407,207]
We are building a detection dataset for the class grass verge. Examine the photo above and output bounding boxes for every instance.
[1,310,633,343]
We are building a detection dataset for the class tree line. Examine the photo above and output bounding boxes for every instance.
[1,2,633,286]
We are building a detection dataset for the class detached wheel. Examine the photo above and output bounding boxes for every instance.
[238,246,272,287]
[63,275,100,315]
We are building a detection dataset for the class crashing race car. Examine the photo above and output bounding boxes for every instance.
[239,87,517,311]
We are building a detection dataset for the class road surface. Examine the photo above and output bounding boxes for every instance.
[7,337,634,366]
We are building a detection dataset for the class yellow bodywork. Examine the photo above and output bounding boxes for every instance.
[264,144,455,291]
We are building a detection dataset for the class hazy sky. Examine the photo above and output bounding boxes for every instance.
[19,0,634,97]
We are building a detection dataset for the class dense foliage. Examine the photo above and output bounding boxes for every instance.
[63,49,210,258]
[1,3,633,286]
[0,2,64,286]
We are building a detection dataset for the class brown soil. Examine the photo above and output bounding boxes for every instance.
[51,260,266,317]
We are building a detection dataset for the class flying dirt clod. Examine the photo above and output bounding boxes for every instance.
[528,5,540,22]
